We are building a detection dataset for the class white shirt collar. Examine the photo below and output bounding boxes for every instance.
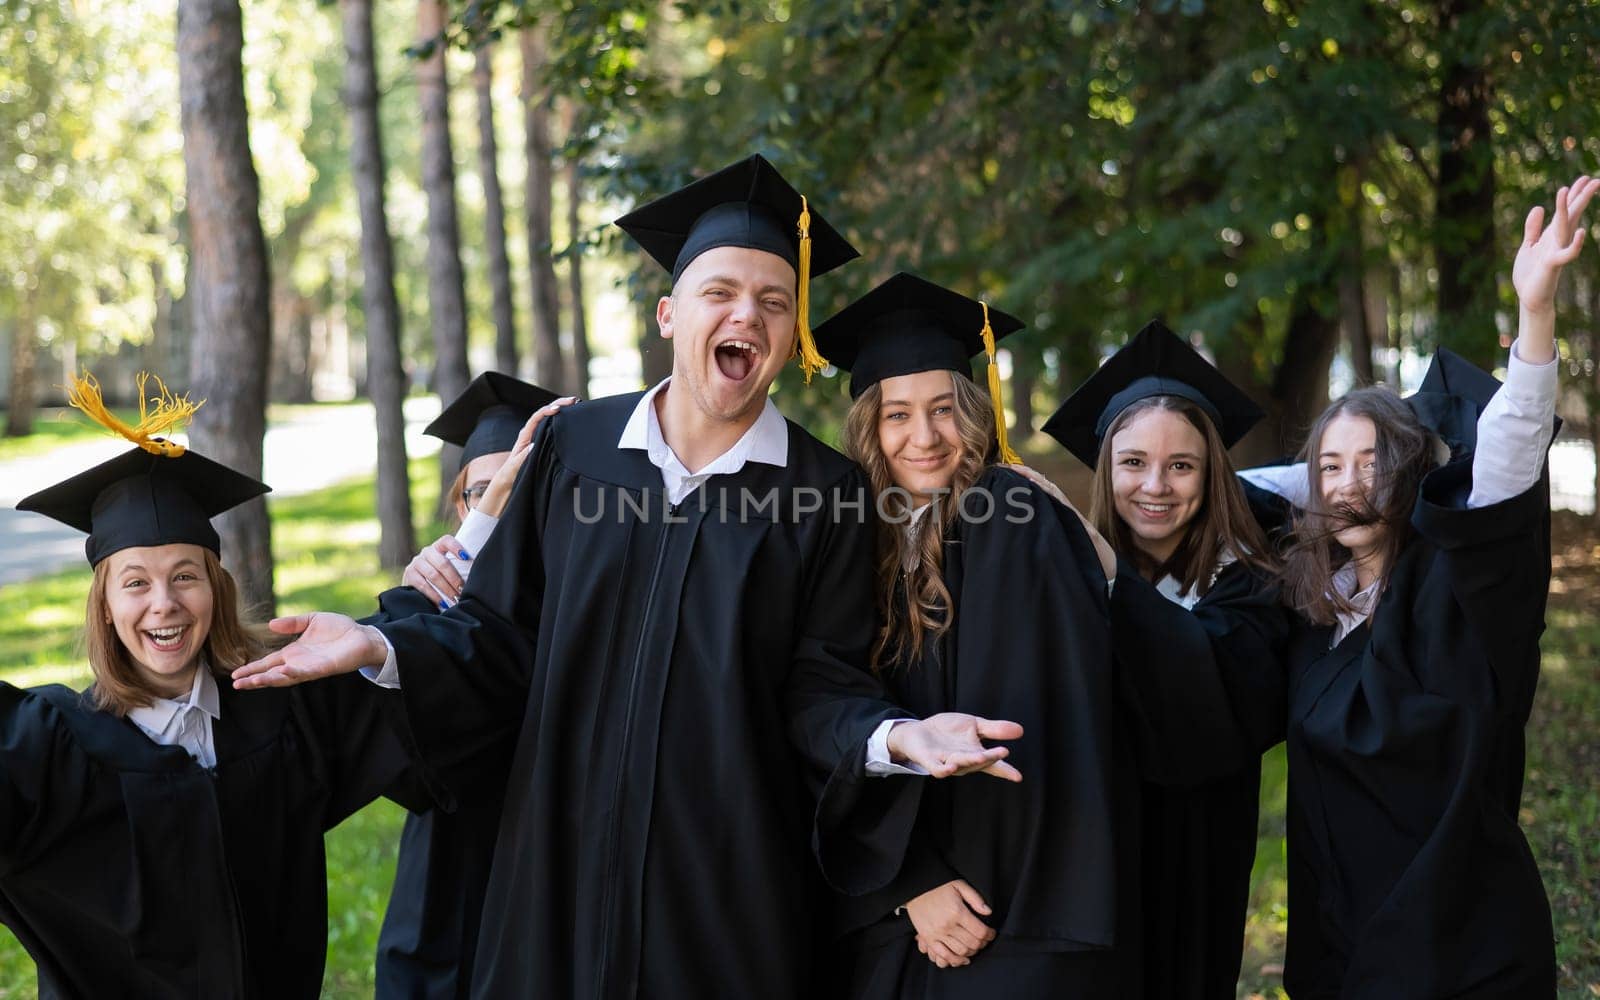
[127,664,222,733]
[1329,562,1381,645]
[1152,548,1238,610]
[618,378,789,498]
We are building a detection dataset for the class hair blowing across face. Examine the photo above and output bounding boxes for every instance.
[1278,386,1437,625]
[842,372,996,670]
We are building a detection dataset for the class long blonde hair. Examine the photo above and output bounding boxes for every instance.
[842,373,997,669]
[84,549,269,716]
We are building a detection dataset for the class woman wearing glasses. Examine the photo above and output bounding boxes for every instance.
[373,372,572,999]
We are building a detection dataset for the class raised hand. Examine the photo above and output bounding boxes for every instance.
[886,712,1024,781]
[231,613,388,690]
[478,396,577,518]
[403,534,467,608]
[905,879,996,969]
[1513,175,1595,316]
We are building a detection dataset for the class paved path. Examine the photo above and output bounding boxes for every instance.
[0,398,441,587]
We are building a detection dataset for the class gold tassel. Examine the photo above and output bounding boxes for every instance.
[65,370,203,458]
[791,195,829,384]
[981,303,1022,465]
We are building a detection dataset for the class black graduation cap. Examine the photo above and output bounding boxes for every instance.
[1406,346,1560,462]
[813,272,1024,398]
[814,272,1027,462]
[15,369,269,566]
[425,371,560,469]
[18,446,270,566]
[1042,320,1264,467]
[614,154,860,381]
[615,154,858,282]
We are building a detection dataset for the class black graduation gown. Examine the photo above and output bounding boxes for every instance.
[817,468,1265,998]
[367,586,506,1000]
[1107,559,1289,1000]
[1283,459,1556,998]
[374,391,904,1000]
[0,672,424,999]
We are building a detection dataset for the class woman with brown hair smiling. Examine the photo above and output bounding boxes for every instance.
[1043,323,1290,1000]
[0,375,425,997]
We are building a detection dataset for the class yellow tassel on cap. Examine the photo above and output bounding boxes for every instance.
[980,302,1022,465]
[65,370,203,458]
[791,195,829,384]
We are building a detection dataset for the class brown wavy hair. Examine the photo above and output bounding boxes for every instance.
[842,372,996,670]
[1278,387,1436,625]
[84,548,271,716]
[1089,395,1275,596]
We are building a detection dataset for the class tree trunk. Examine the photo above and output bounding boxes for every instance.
[637,253,672,387]
[1434,0,1498,370]
[343,0,416,569]
[6,291,37,438]
[474,40,518,378]
[521,24,565,392]
[418,0,472,511]
[269,218,315,403]
[1340,240,1374,386]
[177,0,275,614]
[1268,290,1342,456]
[563,100,590,397]
[1009,345,1037,445]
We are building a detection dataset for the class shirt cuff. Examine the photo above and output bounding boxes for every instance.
[357,632,401,689]
[454,508,499,556]
[864,718,928,777]
[1467,342,1559,508]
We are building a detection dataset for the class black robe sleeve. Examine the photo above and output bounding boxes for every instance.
[375,423,555,802]
[285,673,434,825]
[362,583,445,625]
[0,684,94,870]
[1109,559,1289,784]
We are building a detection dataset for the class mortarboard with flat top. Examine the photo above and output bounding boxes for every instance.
[1042,320,1264,467]
[17,371,269,566]
[813,272,1027,463]
[425,371,561,470]
[614,154,860,382]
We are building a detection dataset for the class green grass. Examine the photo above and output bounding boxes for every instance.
[0,455,447,998]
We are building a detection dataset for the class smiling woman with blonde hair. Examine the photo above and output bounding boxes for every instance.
[0,375,426,997]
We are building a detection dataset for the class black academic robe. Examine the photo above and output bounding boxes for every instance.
[0,672,423,999]
[374,392,904,1000]
[1283,459,1556,998]
[818,468,1266,999]
[368,586,505,1000]
[1108,559,1290,1000]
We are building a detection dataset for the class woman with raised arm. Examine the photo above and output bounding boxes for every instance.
[1,375,425,997]
[1255,176,1593,998]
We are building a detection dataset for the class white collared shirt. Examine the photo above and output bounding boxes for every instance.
[1152,548,1239,610]
[618,377,790,504]
[128,665,222,769]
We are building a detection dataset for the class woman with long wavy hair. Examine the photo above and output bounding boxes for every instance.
[1243,176,1594,997]
[1,376,426,997]
[811,274,1260,998]
[1042,323,1290,1000]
